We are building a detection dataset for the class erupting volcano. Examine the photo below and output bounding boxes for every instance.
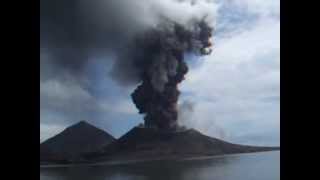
[128,20,213,130]
[40,0,280,166]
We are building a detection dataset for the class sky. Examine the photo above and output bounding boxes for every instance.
[40,0,280,146]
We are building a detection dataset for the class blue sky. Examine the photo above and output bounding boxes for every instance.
[40,0,280,146]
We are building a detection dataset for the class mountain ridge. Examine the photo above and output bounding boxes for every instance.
[84,126,279,163]
[40,121,116,163]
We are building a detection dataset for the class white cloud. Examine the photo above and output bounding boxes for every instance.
[179,2,280,145]
[231,0,280,17]
[183,18,279,98]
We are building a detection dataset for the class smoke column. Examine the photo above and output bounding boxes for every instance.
[125,19,213,130]
[41,0,216,130]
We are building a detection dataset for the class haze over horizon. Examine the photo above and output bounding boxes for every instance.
[40,0,280,146]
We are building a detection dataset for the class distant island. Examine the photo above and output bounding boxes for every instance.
[40,121,279,165]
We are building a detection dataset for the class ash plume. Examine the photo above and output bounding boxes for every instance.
[41,0,216,129]
[122,20,213,130]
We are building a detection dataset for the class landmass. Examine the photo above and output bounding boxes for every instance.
[40,121,279,165]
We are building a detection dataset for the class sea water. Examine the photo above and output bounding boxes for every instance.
[40,151,280,180]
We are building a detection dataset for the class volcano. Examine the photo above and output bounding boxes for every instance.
[40,121,115,164]
[85,127,279,163]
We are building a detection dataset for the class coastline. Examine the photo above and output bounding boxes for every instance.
[40,149,280,168]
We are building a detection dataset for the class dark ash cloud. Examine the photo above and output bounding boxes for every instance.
[41,0,217,127]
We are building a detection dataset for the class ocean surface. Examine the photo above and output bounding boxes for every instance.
[40,151,280,180]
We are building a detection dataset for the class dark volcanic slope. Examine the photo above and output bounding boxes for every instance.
[88,127,279,162]
[40,121,115,162]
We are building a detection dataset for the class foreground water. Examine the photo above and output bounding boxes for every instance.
[40,151,280,180]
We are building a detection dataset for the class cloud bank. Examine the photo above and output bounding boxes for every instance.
[178,0,280,145]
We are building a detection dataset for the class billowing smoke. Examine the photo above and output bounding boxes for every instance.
[178,101,227,139]
[41,0,216,130]
[178,100,195,127]
[122,20,213,130]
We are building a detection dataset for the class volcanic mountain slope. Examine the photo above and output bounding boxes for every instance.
[40,121,115,163]
[87,127,279,162]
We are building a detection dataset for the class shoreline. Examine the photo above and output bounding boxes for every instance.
[40,149,280,168]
